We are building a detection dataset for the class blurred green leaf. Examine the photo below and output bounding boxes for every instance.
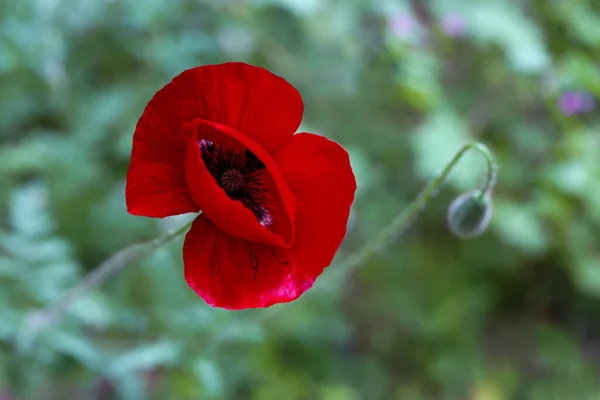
[1,0,600,398]
[106,341,180,377]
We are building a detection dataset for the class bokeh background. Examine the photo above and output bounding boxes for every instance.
[1,0,600,399]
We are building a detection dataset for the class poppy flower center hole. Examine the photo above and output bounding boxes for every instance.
[199,139,272,227]
[221,169,244,192]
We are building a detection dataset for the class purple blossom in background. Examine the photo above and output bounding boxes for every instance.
[389,13,415,38]
[441,13,466,37]
[559,91,595,115]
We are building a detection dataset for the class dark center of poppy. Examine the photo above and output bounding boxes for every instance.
[199,139,272,227]
[221,169,244,191]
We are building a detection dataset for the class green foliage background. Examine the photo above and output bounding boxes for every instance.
[1,0,599,399]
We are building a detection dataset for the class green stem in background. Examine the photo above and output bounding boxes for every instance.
[339,141,497,275]
[26,220,194,337]
[474,142,497,198]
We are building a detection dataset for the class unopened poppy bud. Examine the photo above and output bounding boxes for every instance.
[447,190,493,239]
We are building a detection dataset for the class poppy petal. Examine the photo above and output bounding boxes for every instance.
[184,119,296,247]
[184,216,312,309]
[126,84,195,218]
[127,62,302,218]
[144,62,303,154]
[126,142,198,218]
[273,133,356,271]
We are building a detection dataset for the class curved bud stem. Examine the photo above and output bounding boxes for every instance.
[340,141,497,273]
[472,142,497,197]
[25,219,194,338]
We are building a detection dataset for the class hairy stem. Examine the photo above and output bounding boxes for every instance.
[339,141,497,275]
[27,220,194,335]
[27,142,497,335]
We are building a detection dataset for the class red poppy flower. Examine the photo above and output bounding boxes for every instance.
[126,62,356,309]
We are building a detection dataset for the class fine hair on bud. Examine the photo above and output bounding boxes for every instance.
[447,189,493,239]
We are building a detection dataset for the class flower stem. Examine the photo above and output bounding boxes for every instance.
[339,141,497,274]
[27,142,496,335]
[27,220,194,335]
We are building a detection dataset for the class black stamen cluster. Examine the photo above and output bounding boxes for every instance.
[199,140,272,226]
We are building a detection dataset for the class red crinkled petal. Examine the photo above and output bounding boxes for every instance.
[142,62,303,154]
[126,62,303,218]
[273,133,356,271]
[185,119,296,247]
[183,133,356,309]
[184,216,311,309]
[126,148,199,218]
